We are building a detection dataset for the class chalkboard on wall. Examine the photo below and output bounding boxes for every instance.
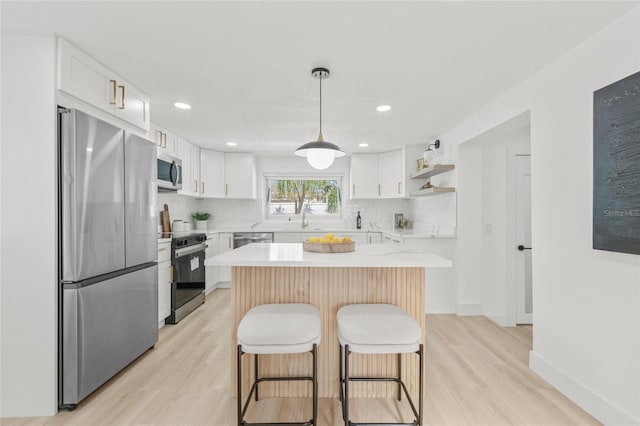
[593,70,640,255]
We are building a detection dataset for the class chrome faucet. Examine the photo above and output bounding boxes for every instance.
[302,212,309,229]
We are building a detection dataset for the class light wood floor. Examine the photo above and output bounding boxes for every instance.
[3,289,599,426]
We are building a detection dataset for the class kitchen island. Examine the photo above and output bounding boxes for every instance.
[205,243,452,399]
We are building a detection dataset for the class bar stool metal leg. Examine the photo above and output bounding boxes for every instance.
[237,345,243,426]
[338,344,343,402]
[418,344,424,426]
[312,344,318,425]
[398,353,402,401]
[344,344,350,426]
[255,354,259,402]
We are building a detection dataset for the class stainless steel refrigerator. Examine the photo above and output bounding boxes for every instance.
[58,108,158,409]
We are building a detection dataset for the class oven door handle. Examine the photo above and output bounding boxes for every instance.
[174,243,206,259]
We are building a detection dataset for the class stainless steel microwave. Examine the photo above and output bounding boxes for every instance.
[157,152,182,191]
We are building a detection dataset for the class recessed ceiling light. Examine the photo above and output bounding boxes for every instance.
[358,143,369,147]
[173,102,191,110]
[226,142,237,147]
[376,105,391,112]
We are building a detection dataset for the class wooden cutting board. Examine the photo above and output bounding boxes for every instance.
[161,204,171,238]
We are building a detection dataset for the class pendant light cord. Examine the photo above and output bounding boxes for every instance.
[319,73,323,137]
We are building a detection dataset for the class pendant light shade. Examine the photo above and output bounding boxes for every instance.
[295,67,344,170]
[423,139,441,166]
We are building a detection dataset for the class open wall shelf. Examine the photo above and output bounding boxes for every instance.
[410,187,455,197]
[409,164,455,180]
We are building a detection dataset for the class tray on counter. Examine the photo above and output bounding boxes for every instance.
[303,241,355,253]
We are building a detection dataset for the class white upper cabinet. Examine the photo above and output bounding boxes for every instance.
[349,146,424,199]
[151,123,178,156]
[174,148,255,199]
[57,38,150,130]
[379,149,405,198]
[178,138,199,196]
[224,153,256,199]
[191,144,201,196]
[350,154,380,199]
[200,149,225,198]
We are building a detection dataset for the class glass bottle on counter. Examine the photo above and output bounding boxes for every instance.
[356,211,362,229]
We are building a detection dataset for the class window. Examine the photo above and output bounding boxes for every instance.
[266,176,342,219]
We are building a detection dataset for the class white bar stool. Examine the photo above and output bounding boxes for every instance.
[237,303,321,426]
[337,304,423,426]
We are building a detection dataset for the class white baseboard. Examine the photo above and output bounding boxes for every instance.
[529,351,639,426]
[486,315,508,327]
[205,282,231,295]
[457,303,482,315]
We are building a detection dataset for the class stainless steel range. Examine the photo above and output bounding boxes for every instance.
[166,233,207,324]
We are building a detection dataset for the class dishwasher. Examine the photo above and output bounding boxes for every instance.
[233,232,274,249]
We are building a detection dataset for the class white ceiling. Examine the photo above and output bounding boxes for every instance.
[2,1,636,155]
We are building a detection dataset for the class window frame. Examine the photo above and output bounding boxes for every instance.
[263,173,344,222]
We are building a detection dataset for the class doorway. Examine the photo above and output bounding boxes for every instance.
[457,111,532,327]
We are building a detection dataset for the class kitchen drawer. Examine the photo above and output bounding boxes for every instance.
[158,242,171,262]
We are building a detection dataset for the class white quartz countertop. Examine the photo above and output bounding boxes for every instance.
[204,243,452,268]
[158,228,456,242]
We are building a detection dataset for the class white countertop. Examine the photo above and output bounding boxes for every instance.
[158,227,456,243]
[204,243,452,268]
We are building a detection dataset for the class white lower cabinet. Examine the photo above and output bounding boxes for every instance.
[346,233,367,245]
[367,232,382,244]
[157,241,171,328]
[383,234,402,244]
[217,233,234,286]
[275,232,302,243]
[205,234,220,292]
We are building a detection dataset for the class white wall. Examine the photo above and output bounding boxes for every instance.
[455,143,484,315]
[1,35,57,417]
[443,8,640,424]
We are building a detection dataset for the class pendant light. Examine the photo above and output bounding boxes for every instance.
[295,67,345,169]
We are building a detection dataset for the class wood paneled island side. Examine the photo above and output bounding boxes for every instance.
[205,243,452,399]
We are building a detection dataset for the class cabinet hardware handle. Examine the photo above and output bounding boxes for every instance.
[194,180,198,193]
[170,265,174,283]
[398,182,401,194]
[229,236,232,248]
[225,183,228,196]
[378,184,381,196]
[118,85,125,109]
[158,247,167,252]
[353,184,355,196]
[162,132,167,148]
[202,182,205,194]
[157,130,163,147]
[110,80,117,105]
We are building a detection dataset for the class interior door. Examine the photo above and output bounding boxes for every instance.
[125,133,157,267]
[516,155,533,324]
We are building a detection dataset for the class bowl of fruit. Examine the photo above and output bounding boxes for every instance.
[303,233,355,253]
